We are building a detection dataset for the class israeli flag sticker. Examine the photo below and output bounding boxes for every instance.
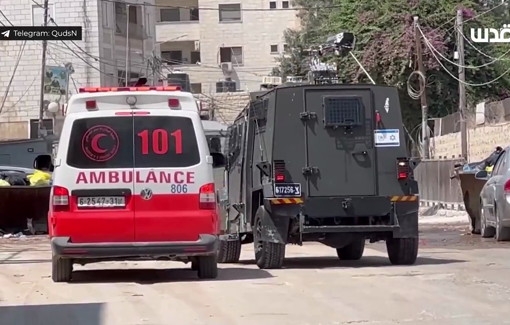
[374,129,400,147]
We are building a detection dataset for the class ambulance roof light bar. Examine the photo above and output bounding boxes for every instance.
[78,86,182,93]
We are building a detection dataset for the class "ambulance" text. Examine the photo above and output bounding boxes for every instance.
[76,171,195,184]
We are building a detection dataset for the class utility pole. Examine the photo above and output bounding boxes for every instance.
[457,9,468,161]
[125,4,130,86]
[413,16,429,159]
[38,0,49,137]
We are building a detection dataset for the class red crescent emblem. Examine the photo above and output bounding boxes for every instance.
[81,125,119,162]
[91,134,107,153]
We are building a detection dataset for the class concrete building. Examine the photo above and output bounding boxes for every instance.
[0,0,157,140]
[155,0,299,94]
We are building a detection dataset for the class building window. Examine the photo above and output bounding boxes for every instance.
[191,83,202,94]
[190,51,201,64]
[32,4,54,26]
[220,47,243,65]
[270,44,278,53]
[102,2,110,27]
[30,119,53,139]
[118,71,140,87]
[161,51,183,65]
[129,5,137,24]
[269,1,276,9]
[282,1,289,8]
[283,44,289,52]
[218,4,241,22]
[160,8,180,22]
[190,8,199,21]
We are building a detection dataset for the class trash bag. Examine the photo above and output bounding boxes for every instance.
[5,174,29,186]
[0,179,10,186]
[27,170,51,186]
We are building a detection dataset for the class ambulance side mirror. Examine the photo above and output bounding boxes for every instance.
[34,154,54,172]
[211,152,226,168]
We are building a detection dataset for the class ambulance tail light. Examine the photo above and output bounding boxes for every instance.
[397,158,410,180]
[274,160,286,182]
[168,98,180,109]
[199,183,216,210]
[52,186,70,211]
[85,100,97,110]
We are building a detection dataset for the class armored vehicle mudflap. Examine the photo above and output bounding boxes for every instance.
[263,195,419,237]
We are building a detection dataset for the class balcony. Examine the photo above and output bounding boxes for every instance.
[156,5,200,42]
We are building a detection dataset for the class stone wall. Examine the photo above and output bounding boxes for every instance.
[432,122,510,162]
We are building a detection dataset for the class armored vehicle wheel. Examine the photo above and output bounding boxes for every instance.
[191,259,198,270]
[197,255,218,279]
[254,212,285,269]
[218,239,242,263]
[336,238,365,260]
[386,237,418,265]
[52,256,73,283]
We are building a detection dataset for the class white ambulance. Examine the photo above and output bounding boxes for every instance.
[49,86,225,282]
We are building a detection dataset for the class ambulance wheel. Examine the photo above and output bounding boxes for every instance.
[386,237,419,265]
[197,255,218,279]
[336,238,365,260]
[253,212,285,269]
[52,256,73,283]
[218,239,242,263]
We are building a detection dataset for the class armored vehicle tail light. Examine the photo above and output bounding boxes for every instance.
[397,158,410,180]
[273,160,286,182]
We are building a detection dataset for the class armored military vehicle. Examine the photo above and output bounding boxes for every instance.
[218,82,420,268]
[217,32,420,268]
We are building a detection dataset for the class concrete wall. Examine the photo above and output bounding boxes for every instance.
[432,122,510,162]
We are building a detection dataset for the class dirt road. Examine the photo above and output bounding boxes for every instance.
[1,222,510,325]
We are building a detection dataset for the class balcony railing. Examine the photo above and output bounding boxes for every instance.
[115,15,146,39]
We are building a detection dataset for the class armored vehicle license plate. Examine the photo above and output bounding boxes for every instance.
[274,183,301,197]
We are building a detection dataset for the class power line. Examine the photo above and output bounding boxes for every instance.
[419,26,510,87]
[420,27,510,69]
[0,9,13,26]
[0,41,27,114]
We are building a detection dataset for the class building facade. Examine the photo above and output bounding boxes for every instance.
[0,0,157,140]
[155,0,299,94]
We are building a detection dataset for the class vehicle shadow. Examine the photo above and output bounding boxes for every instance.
[237,255,465,270]
[70,266,273,284]
[0,303,103,325]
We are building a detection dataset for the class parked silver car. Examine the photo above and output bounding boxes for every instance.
[476,148,510,241]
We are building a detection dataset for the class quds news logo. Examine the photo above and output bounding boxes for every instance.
[470,25,510,43]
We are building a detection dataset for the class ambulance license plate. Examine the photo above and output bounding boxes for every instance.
[274,183,301,197]
[77,196,125,208]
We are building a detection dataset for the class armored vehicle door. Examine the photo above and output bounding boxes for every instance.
[226,117,247,228]
[304,88,376,196]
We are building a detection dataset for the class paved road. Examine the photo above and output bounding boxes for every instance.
[1,222,510,325]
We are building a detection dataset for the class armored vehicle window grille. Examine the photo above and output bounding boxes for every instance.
[323,96,362,127]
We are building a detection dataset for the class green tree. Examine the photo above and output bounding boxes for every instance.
[273,0,510,129]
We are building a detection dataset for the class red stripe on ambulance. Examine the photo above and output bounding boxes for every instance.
[76,171,195,184]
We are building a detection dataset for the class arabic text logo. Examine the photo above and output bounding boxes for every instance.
[81,125,120,162]
[470,25,510,43]
[1,30,10,38]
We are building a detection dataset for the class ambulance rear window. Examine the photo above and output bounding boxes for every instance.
[66,116,200,169]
